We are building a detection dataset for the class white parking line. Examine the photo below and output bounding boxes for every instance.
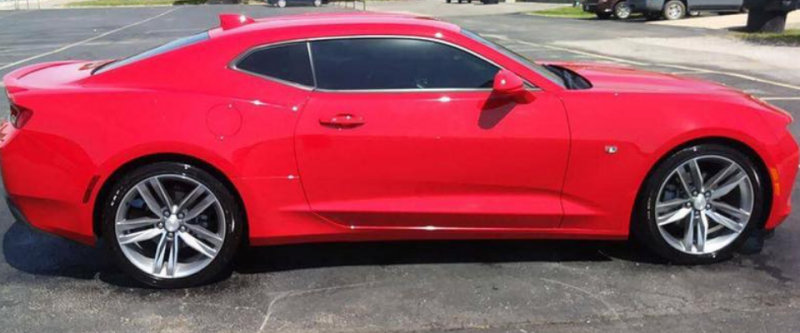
[761,97,800,101]
[670,71,707,75]
[481,34,649,66]
[482,34,800,93]
[0,7,180,72]
[0,10,29,19]
[662,64,800,92]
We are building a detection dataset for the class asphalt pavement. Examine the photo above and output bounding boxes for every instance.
[1,4,800,333]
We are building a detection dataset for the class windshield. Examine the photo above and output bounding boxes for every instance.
[462,30,565,88]
[94,32,209,74]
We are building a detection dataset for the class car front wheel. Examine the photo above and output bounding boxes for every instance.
[102,162,244,288]
[614,1,632,19]
[635,144,766,264]
[663,0,686,20]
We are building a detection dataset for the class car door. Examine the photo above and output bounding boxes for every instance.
[689,0,742,11]
[294,37,570,230]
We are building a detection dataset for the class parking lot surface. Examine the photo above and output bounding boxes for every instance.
[1,5,800,333]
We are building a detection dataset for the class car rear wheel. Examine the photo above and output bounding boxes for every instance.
[102,162,244,288]
[614,1,632,19]
[635,144,766,264]
[663,0,686,20]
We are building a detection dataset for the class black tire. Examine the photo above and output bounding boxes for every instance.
[613,1,632,19]
[662,0,686,20]
[102,162,244,288]
[634,144,767,264]
[597,12,613,19]
[446,0,451,3]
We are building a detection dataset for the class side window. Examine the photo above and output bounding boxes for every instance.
[310,38,499,90]
[235,42,314,87]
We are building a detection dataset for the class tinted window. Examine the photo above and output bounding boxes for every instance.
[310,38,499,90]
[95,32,209,74]
[236,43,314,87]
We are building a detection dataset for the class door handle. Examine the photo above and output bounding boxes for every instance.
[319,114,365,129]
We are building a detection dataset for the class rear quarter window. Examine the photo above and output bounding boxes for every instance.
[233,42,315,87]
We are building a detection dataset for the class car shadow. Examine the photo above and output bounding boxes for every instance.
[1,222,146,287]
[478,93,517,129]
[3,220,669,288]
[234,238,669,275]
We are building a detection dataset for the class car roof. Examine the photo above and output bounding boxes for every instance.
[208,12,462,39]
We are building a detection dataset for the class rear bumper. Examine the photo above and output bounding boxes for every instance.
[6,197,32,232]
[0,121,96,245]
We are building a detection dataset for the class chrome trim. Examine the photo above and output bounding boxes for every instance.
[314,87,496,94]
[306,41,318,88]
[228,35,541,93]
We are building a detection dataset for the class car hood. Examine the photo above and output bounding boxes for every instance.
[542,61,741,95]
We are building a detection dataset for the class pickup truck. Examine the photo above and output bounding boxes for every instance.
[627,0,744,20]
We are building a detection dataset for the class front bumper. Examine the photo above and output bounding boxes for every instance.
[582,1,613,13]
[764,131,799,230]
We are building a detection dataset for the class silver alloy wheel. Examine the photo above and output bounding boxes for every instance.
[313,0,321,6]
[655,156,754,255]
[666,2,684,19]
[615,2,632,19]
[277,0,286,7]
[115,175,226,279]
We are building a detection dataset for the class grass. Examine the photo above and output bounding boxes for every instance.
[737,29,800,46]
[527,6,596,19]
[66,0,211,6]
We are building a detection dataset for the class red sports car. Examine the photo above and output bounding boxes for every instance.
[2,13,797,288]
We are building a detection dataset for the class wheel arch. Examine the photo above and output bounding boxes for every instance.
[92,153,248,239]
[631,136,773,235]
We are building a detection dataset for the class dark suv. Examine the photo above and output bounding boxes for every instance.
[627,0,744,20]
[583,0,634,19]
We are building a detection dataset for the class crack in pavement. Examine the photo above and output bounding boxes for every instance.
[256,281,381,332]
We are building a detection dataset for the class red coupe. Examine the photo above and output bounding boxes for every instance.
[2,13,797,288]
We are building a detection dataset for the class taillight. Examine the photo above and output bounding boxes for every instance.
[8,102,32,128]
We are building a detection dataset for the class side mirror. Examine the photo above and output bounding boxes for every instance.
[492,70,535,103]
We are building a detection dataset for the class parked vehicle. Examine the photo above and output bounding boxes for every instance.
[268,0,326,8]
[627,0,744,20]
[446,0,499,4]
[2,13,797,288]
[583,0,633,19]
